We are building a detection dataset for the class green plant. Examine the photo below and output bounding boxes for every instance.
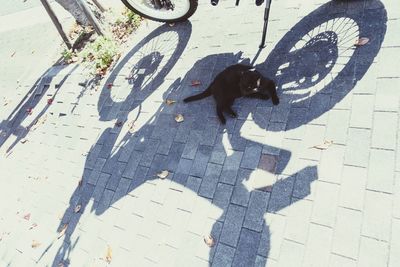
[81,36,117,71]
[61,49,74,62]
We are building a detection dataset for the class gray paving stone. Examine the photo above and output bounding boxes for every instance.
[198,163,222,199]
[284,198,312,244]
[212,183,233,222]
[329,254,357,267]
[267,175,295,215]
[190,145,213,178]
[358,236,389,267]
[319,144,345,184]
[209,144,226,165]
[302,223,332,267]
[219,151,243,185]
[344,128,371,167]
[122,150,143,179]
[394,172,400,219]
[92,173,110,201]
[240,142,262,170]
[176,158,193,175]
[260,213,286,259]
[166,142,185,171]
[311,181,340,227]
[375,78,400,112]
[232,228,261,267]
[139,138,160,167]
[231,169,252,207]
[87,158,106,185]
[349,94,374,128]
[332,207,362,259]
[371,112,397,150]
[362,190,392,241]
[277,239,305,267]
[367,149,395,193]
[182,129,202,159]
[325,109,351,145]
[212,243,235,267]
[219,204,246,247]
[243,190,269,232]
[339,165,367,211]
[389,219,400,267]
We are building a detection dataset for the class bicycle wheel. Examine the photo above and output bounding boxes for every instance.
[121,0,198,23]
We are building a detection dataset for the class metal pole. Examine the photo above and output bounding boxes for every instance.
[259,0,272,49]
[91,0,106,13]
[75,0,104,36]
[40,0,72,49]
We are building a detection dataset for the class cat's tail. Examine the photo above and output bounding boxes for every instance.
[183,88,212,103]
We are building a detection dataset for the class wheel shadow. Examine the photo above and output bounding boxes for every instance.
[50,0,387,266]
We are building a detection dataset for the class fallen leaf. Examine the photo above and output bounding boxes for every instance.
[11,51,16,57]
[74,205,82,213]
[47,98,54,105]
[107,83,113,89]
[191,80,201,86]
[310,140,333,150]
[31,240,41,248]
[203,235,215,247]
[105,245,112,263]
[165,99,176,106]
[26,108,33,115]
[157,170,169,179]
[175,114,184,123]
[115,121,123,127]
[58,224,68,239]
[20,139,28,144]
[354,37,369,47]
[23,213,31,220]
[169,23,175,27]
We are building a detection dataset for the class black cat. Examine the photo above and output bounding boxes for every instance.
[184,64,279,124]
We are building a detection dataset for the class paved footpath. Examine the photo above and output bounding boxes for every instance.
[1,0,400,266]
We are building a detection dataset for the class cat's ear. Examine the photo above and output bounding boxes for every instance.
[257,78,261,87]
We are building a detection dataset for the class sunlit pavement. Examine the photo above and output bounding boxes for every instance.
[1,0,400,266]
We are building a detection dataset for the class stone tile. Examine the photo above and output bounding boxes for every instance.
[277,239,305,267]
[212,183,233,221]
[325,109,350,145]
[302,223,332,267]
[219,151,243,185]
[349,94,374,129]
[243,190,270,232]
[375,78,400,112]
[284,198,313,244]
[339,165,367,211]
[344,128,371,167]
[260,213,286,259]
[394,172,400,219]
[367,149,395,194]
[219,204,246,247]
[267,175,295,215]
[212,243,235,267]
[198,163,222,199]
[318,144,345,184]
[358,236,389,267]
[311,181,340,227]
[332,207,362,259]
[240,142,262,170]
[190,145,213,178]
[389,219,400,267]
[231,169,252,207]
[362,190,392,241]
[232,228,261,267]
[371,112,397,150]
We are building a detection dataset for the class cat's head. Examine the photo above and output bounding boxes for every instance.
[240,71,279,105]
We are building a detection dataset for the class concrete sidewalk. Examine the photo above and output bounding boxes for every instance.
[1,0,400,266]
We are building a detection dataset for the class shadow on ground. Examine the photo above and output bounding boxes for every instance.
[48,0,386,266]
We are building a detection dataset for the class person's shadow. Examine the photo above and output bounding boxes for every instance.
[49,0,387,266]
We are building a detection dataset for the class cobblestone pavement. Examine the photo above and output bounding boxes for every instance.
[1,0,400,266]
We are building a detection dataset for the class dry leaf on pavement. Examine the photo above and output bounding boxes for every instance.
[203,235,215,247]
[165,99,176,105]
[175,114,184,123]
[191,80,201,86]
[354,37,369,47]
[157,170,169,179]
[23,213,31,220]
[310,140,333,150]
[31,240,41,248]
[74,205,82,213]
[106,245,112,263]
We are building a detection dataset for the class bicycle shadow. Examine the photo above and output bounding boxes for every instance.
[50,0,387,266]
[0,63,77,154]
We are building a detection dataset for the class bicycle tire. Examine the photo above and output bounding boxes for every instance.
[121,0,198,23]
